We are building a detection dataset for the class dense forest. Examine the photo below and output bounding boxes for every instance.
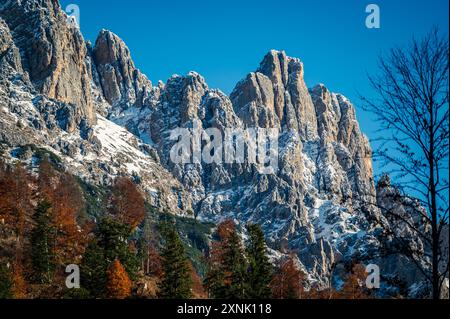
[0,154,372,299]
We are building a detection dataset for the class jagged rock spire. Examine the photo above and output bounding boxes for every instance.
[0,0,96,125]
[230,50,318,140]
[93,29,152,108]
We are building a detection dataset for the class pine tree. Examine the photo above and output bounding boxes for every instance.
[51,172,86,265]
[30,200,55,283]
[159,221,192,299]
[97,216,139,280]
[221,230,248,298]
[205,220,248,299]
[246,224,272,299]
[80,241,108,298]
[106,259,132,299]
[0,263,12,299]
[80,217,139,298]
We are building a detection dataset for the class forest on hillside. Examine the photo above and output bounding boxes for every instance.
[0,156,372,299]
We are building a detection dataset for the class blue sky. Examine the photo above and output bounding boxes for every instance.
[60,0,448,175]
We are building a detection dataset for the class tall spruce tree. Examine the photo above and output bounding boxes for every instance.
[80,217,138,297]
[204,220,248,299]
[97,216,139,280]
[80,241,108,298]
[246,224,272,299]
[221,230,248,299]
[0,263,12,299]
[30,200,55,283]
[159,221,192,299]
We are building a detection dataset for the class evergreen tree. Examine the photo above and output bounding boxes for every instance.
[30,200,55,283]
[0,263,12,299]
[97,216,139,280]
[106,259,132,299]
[159,221,192,299]
[204,220,248,299]
[80,217,139,297]
[80,241,108,298]
[246,224,272,299]
[221,230,248,299]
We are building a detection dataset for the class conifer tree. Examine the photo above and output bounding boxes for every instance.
[97,216,139,280]
[11,262,27,299]
[80,213,139,297]
[246,224,272,299]
[205,220,248,299]
[221,230,248,299]
[0,263,12,299]
[30,200,55,283]
[339,264,371,299]
[106,259,132,299]
[80,241,108,298]
[109,177,145,229]
[159,221,192,299]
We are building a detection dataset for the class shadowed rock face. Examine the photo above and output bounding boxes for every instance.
[0,0,96,127]
[1,0,443,298]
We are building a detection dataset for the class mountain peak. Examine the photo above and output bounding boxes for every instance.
[93,28,152,108]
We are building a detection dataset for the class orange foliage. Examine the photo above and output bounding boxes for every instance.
[106,259,132,299]
[36,159,88,265]
[0,162,33,240]
[11,261,27,299]
[190,263,207,299]
[338,263,371,299]
[51,172,87,264]
[144,246,163,277]
[109,177,145,229]
[270,255,305,299]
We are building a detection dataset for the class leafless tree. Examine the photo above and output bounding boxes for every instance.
[361,28,449,299]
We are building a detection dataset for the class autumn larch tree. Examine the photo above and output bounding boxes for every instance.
[338,264,371,299]
[51,172,86,265]
[109,176,146,229]
[0,161,33,243]
[106,259,132,299]
[270,255,304,299]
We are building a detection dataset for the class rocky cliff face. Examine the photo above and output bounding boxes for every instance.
[0,0,95,127]
[0,0,442,298]
[93,29,152,110]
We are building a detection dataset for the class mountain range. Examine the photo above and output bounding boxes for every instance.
[1,0,446,298]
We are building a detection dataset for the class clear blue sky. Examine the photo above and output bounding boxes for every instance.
[60,0,448,176]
